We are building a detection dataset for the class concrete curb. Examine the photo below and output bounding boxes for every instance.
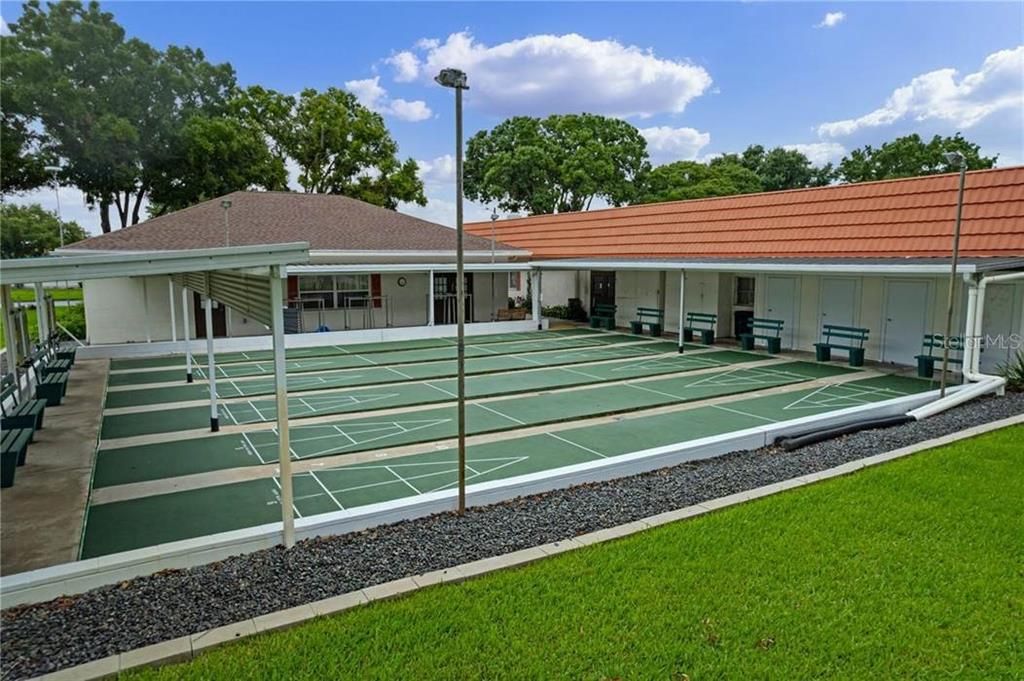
[30,413,1023,680]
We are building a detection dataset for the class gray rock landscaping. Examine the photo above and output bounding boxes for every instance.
[2,392,1022,679]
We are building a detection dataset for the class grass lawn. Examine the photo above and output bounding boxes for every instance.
[128,426,1024,680]
[8,286,83,302]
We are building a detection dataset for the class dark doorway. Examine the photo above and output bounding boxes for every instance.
[433,273,474,325]
[590,271,616,311]
[193,292,227,338]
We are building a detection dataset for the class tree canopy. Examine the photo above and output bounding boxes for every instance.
[636,160,762,203]
[710,145,834,191]
[465,114,650,214]
[0,203,88,258]
[836,134,998,183]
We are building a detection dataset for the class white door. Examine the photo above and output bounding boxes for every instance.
[819,278,858,331]
[765,276,798,349]
[979,283,1023,373]
[882,280,930,365]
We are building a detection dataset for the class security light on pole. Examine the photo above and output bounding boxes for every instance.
[939,151,967,398]
[435,68,470,514]
[44,165,65,247]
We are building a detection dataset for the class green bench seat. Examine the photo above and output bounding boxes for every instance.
[590,303,617,331]
[683,312,717,345]
[1,375,46,436]
[740,317,785,354]
[1,427,33,487]
[630,307,665,337]
[815,324,870,367]
[915,334,964,378]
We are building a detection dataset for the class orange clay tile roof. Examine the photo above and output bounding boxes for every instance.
[466,167,1024,260]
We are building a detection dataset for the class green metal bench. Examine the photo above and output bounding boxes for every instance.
[26,350,70,406]
[683,312,717,344]
[1,427,33,487]
[50,332,77,366]
[589,303,617,331]
[815,324,870,367]
[740,317,785,354]
[915,334,964,378]
[630,307,664,337]
[1,374,46,437]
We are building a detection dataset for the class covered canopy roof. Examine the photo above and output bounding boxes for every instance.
[468,166,1024,260]
[59,191,526,256]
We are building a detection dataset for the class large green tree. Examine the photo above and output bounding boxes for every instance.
[836,134,997,183]
[712,145,834,191]
[465,114,650,214]
[635,160,762,204]
[0,203,88,258]
[3,1,236,231]
[278,87,425,209]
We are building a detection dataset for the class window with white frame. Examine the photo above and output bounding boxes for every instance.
[297,274,370,309]
[735,276,755,307]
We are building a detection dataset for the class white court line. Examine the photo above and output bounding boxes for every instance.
[247,400,268,422]
[711,403,779,423]
[385,465,422,494]
[220,402,239,426]
[423,382,457,398]
[625,382,687,401]
[385,366,413,380]
[297,397,317,416]
[545,432,607,458]
[240,431,270,464]
[472,401,526,425]
[308,470,345,510]
[332,424,357,446]
[423,456,530,494]
[272,476,303,518]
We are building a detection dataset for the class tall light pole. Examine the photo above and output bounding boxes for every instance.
[221,199,233,246]
[435,67,470,514]
[939,151,967,398]
[490,208,498,320]
[44,165,65,247]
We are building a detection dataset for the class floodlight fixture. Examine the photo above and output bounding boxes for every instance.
[943,151,966,167]
[434,68,469,90]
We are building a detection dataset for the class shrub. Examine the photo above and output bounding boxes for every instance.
[55,304,87,341]
[999,349,1024,392]
[541,304,570,319]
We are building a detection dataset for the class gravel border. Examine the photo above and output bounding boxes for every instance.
[3,392,1023,679]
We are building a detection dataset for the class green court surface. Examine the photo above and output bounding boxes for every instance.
[101,350,768,439]
[93,361,862,488]
[105,339,692,408]
[107,331,659,386]
[108,328,599,371]
[82,374,933,557]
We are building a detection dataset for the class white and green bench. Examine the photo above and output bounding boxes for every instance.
[630,307,664,337]
[915,334,964,378]
[814,324,870,367]
[740,317,784,354]
[590,303,617,331]
[683,312,717,345]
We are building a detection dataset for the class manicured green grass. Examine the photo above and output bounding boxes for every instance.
[128,426,1024,680]
[8,286,83,302]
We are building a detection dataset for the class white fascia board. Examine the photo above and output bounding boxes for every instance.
[1,243,310,286]
[289,262,533,275]
[529,259,980,275]
[311,249,530,258]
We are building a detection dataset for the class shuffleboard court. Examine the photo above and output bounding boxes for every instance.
[104,339,692,408]
[82,374,934,557]
[101,349,768,439]
[93,361,859,487]
[107,331,659,386]
[107,328,600,371]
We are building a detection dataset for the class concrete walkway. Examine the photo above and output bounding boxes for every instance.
[1,359,107,576]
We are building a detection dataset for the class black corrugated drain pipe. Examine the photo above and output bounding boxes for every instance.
[774,415,915,451]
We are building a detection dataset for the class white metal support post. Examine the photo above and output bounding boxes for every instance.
[33,282,48,342]
[181,287,193,382]
[141,277,152,343]
[204,295,219,431]
[531,270,542,329]
[677,270,686,353]
[428,270,435,326]
[168,278,177,343]
[269,265,295,548]
[1,286,20,394]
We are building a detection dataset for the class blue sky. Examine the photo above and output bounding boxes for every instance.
[2,1,1022,232]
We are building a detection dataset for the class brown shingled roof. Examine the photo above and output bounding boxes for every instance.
[64,191,521,253]
[467,167,1024,259]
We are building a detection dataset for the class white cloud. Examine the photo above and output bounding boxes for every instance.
[782,142,847,165]
[403,31,712,118]
[0,17,12,36]
[399,195,493,228]
[818,45,1024,138]
[386,51,420,82]
[344,76,432,122]
[416,154,456,185]
[639,126,711,164]
[815,11,846,29]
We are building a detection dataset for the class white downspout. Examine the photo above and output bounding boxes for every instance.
[907,271,1022,420]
